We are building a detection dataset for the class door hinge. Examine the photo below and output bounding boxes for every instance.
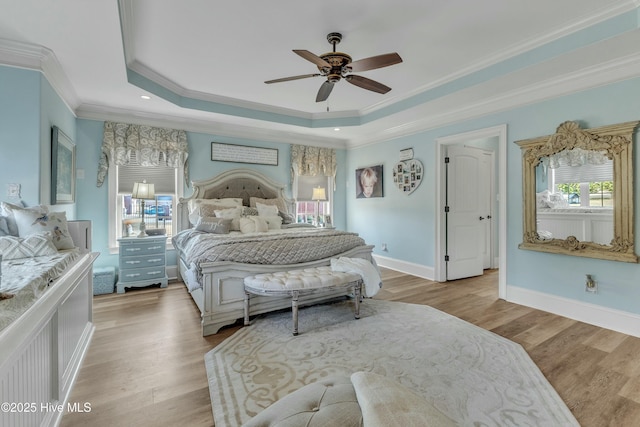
[444,255,450,262]
[444,206,450,213]
[444,156,450,164]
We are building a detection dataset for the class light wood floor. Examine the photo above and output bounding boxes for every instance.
[61,268,640,427]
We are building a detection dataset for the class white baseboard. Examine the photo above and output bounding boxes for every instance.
[373,254,435,281]
[372,255,640,338]
[507,285,640,339]
[167,265,179,281]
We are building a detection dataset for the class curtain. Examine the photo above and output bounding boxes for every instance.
[96,121,189,187]
[290,144,336,196]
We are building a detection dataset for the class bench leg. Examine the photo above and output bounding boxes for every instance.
[292,290,299,336]
[244,291,250,326]
[354,281,361,319]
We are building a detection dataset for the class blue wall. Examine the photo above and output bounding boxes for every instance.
[2,7,640,323]
[346,77,640,315]
[0,66,76,210]
[75,119,347,269]
[0,67,41,206]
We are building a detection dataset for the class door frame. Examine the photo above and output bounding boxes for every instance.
[435,124,507,300]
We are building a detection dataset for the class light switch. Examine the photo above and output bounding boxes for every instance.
[6,183,20,197]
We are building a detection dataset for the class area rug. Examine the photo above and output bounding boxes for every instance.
[205,299,579,426]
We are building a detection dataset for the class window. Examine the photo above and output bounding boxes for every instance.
[550,158,613,207]
[108,155,183,251]
[295,175,333,225]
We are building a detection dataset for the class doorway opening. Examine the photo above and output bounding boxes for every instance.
[435,125,507,299]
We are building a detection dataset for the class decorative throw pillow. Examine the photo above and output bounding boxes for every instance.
[250,197,288,214]
[13,210,75,250]
[239,216,269,233]
[195,217,232,234]
[256,202,279,217]
[188,198,244,225]
[199,204,237,219]
[262,215,283,230]
[0,232,58,259]
[0,202,48,237]
[0,217,10,236]
[278,211,294,224]
[214,206,243,231]
[242,206,259,217]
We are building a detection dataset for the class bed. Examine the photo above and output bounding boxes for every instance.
[174,169,375,336]
[0,205,97,427]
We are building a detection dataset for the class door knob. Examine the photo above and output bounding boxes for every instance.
[479,216,485,220]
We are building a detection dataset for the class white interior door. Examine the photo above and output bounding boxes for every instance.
[446,146,489,280]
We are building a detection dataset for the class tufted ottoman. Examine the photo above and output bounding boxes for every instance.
[242,376,363,427]
[243,266,363,335]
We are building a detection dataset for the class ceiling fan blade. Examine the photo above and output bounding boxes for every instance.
[316,81,334,102]
[345,75,392,94]
[265,74,321,84]
[293,50,332,69]
[348,52,403,72]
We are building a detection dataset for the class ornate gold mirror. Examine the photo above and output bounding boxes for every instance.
[516,120,638,262]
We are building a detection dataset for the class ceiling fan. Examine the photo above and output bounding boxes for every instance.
[265,32,402,102]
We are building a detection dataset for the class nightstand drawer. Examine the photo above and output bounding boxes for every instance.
[120,254,165,269]
[119,266,166,283]
[116,236,168,293]
[120,240,165,256]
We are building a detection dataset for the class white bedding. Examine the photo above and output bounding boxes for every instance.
[0,249,79,333]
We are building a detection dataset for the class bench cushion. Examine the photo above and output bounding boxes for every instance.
[242,376,362,427]
[244,266,362,292]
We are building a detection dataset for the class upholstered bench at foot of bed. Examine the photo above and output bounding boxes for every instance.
[243,266,363,335]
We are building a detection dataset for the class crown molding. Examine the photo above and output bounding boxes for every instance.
[0,38,79,114]
[347,48,640,148]
[75,103,349,149]
[359,0,639,116]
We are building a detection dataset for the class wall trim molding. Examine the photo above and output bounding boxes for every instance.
[507,285,640,339]
[373,254,435,281]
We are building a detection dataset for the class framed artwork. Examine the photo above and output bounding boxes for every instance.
[355,165,383,198]
[393,159,423,195]
[51,126,75,204]
[211,142,278,166]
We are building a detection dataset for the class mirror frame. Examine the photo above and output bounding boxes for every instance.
[516,120,639,263]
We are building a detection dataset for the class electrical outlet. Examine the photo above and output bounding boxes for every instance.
[381,243,387,251]
[585,274,597,293]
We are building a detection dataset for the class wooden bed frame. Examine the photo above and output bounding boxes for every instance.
[176,169,375,336]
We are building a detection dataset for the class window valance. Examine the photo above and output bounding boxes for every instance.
[290,144,336,195]
[96,121,189,187]
[291,144,336,177]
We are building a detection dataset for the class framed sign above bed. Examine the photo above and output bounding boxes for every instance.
[211,142,278,166]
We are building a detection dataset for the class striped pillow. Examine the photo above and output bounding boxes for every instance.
[0,232,58,259]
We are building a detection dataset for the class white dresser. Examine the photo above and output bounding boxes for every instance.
[116,236,168,293]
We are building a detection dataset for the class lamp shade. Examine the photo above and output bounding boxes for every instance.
[312,187,326,201]
[132,180,155,199]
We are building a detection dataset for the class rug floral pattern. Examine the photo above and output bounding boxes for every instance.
[205,299,578,426]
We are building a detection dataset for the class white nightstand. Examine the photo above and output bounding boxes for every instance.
[116,236,168,293]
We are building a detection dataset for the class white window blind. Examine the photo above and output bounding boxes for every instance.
[117,153,177,194]
[296,175,330,201]
[552,159,613,184]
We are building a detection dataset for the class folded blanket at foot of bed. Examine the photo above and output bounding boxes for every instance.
[331,257,382,297]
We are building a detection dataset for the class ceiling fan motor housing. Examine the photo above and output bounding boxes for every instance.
[318,52,352,81]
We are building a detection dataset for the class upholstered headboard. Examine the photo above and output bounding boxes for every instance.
[176,169,294,232]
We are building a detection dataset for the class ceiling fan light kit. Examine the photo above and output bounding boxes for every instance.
[265,32,402,102]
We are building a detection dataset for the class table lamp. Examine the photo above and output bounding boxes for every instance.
[312,186,326,227]
[132,180,155,237]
